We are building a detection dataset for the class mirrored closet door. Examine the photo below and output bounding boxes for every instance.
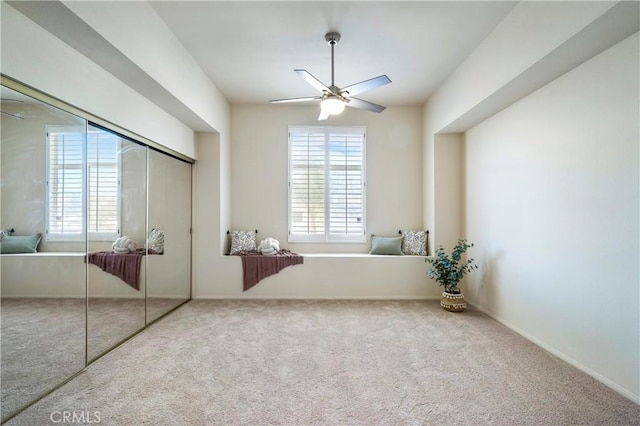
[1,86,87,421]
[87,126,148,362]
[0,80,193,422]
[146,149,191,323]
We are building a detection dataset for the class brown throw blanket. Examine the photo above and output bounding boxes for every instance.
[239,249,304,291]
[86,249,145,290]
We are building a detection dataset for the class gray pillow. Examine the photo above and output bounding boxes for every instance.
[369,235,404,255]
[401,230,427,255]
[1,234,42,254]
[0,228,12,242]
[229,230,257,254]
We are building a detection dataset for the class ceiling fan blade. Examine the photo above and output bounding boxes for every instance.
[295,69,331,93]
[270,96,321,104]
[346,97,386,113]
[341,75,391,97]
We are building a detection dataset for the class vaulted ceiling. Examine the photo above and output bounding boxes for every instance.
[7,0,639,137]
[7,1,517,109]
[149,1,517,106]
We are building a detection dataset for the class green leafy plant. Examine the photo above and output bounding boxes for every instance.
[426,239,477,293]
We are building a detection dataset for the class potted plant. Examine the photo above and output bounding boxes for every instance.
[426,239,477,312]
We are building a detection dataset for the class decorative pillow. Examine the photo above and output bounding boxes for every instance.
[229,230,257,254]
[1,234,42,254]
[401,230,428,256]
[146,228,165,254]
[0,228,13,242]
[369,235,404,255]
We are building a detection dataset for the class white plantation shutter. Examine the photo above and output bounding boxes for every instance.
[289,126,366,242]
[290,130,326,237]
[87,129,119,238]
[329,131,365,239]
[47,125,120,241]
[47,127,84,239]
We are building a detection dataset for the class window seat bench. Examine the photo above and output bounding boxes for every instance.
[216,253,439,300]
[1,253,145,299]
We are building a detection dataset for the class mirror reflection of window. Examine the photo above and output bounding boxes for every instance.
[46,125,121,242]
[87,126,120,240]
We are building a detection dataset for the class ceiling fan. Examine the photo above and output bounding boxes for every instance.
[270,32,391,120]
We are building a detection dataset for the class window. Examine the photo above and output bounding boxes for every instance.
[288,126,366,243]
[46,124,120,241]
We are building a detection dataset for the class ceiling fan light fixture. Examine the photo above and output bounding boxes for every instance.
[321,97,345,115]
[270,31,391,119]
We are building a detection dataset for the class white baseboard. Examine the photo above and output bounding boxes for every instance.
[193,296,441,300]
[467,301,640,405]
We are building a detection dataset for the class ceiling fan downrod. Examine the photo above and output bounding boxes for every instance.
[325,32,341,91]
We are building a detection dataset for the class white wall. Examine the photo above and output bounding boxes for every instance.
[61,0,229,136]
[230,104,423,254]
[428,1,618,132]
[464,33,639,402]
[0,2,196,159]
[422,1,638,252]
[192,132,232,297]
[434,133,464,252]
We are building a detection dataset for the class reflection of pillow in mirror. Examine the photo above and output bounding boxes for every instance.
[0,228,13,242]
[1,234,42,254]
[146,228,164,254]
[229,230,257,255]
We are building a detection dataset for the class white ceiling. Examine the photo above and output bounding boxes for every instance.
[149,1,517,107]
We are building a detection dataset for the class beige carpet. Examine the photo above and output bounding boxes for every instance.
[1,297,184,421]
[1,298,85,421]
[5,300,639,425]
